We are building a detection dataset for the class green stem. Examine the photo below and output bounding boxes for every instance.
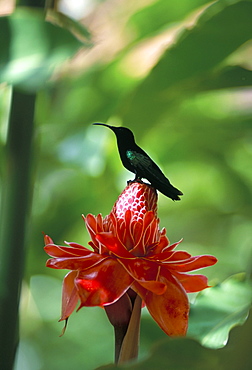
[105,292,133,363]
[118,294,142,364]
[0,89,36,369]
[0,1,46,367]
[105,291,142,364]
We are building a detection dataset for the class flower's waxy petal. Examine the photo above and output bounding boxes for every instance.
[44,234,54,245]
[104,213,130,254]
[147,237,180,257]
[131,221,144,251]
[106,212,117,235]
[148,249,174,261]
[119,257,159,282]
[88,241,97,251]
[60,270,79,321]
[131,211,157,255]
[119,257,167,294]
[123,210,135,248]
[95,232,134,258]
[136,280,167,295]
[172,271,210,293]
[133,270,189,336]
[157,233,170,250]
[76,258,133,307]
[44,243,92,258]
[141,213,158,254]
[142,211,156,236]
[162,240,183,252]
[113,217,125,247]
[166,255,218,272]
[65,242,88,249]
[84,214,105,252]
[167,250,192,261]
[46,252,105,270]
[151,250,191,263]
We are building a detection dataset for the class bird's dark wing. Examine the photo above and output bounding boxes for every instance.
[126,150,170,184]
[126,150,183,200]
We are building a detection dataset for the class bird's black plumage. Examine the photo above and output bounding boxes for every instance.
[93,123,183,201]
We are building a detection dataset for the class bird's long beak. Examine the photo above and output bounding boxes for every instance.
[93,122,111,128]
[93,122,116,131]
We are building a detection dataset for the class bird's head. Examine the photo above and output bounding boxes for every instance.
[93,123,135,143]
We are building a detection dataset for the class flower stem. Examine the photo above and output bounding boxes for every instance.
[118,294,142,364]
[113,323,130,363]
[105,293,132,363]
[0,89,36,369]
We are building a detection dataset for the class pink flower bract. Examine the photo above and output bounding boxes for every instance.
[44,182,217,336]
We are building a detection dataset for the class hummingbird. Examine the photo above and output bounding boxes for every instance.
[93,123,183,201]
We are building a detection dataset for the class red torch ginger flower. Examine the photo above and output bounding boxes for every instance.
[44,182,217,336]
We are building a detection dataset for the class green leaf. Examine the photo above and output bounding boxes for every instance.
[97,311,252,370]
[46,9,92,44]
[198,65,252,91]
[127,0,211,40]
[97,338,220,370]
[188,273,252,348]
[120,0,252,125]
[0,7,89,91]
[96,275,252,370]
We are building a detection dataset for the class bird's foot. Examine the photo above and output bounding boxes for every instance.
[127,178,144,185]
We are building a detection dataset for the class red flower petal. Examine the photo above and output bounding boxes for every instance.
[133,269,189,336]
[131,211,157,255]
[147,237,180,257]
[60,270,79,321]
[120,257,159,282]
[163,250,192,261]
[142,213,158,254]
[44,234,54,245]
[44,243,92,258]
[157,233,170,251]
[131,221,144,252]
[172,271,210,293]
[134,280,167,295]
[84,213,105,251]
[76,258,133,307]
[106,212,118,236]
[162,240,183,252]
[122,210,135,248]
[118,258,166,295]
[45,252,105,270]
[165,255,218,272]
[95,232,134,259]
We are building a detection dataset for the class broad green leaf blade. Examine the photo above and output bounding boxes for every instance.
[188,273,252,348]
[97,313,252,370]
[120,0,252,125]
[0,7,89,91]
[198,65,252,91]
[97,276,252,370]
[127,0,211,41]
[97,338,220,370]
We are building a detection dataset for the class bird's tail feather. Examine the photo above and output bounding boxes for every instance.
[155,182,183,201]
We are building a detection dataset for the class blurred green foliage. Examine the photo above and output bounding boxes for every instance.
[0,8,89,91]
[0,0,252,369]
[100,312,252,369]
